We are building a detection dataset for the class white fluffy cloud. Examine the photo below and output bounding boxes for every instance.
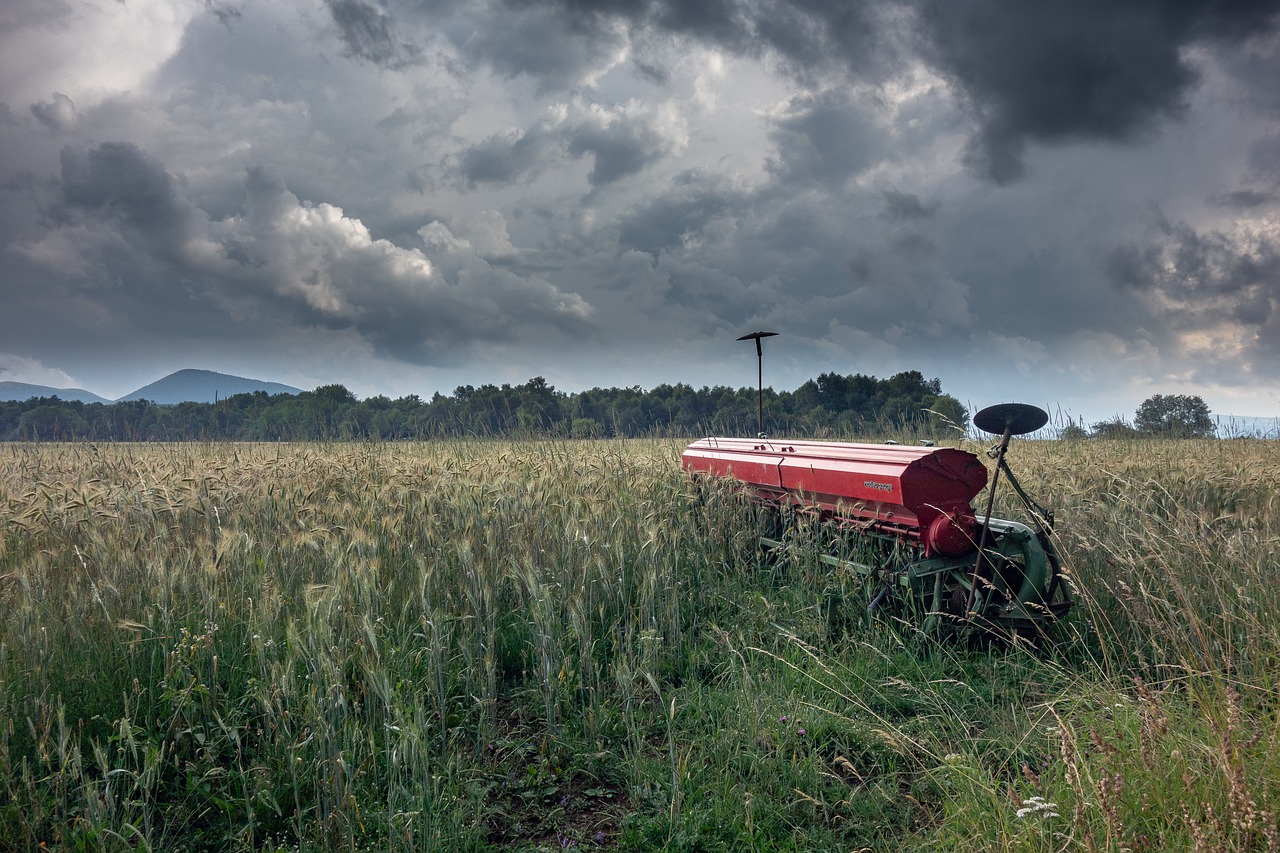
[0,353,80,389]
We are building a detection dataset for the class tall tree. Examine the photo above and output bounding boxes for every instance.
[1134,394,1215,438]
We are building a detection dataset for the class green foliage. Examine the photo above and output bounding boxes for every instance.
[570,417,604,438]
[1134,392,1216,438]
[1090,417,1139,439]
[1059,421,1089,440]
[0,370,967,441]
[790,370,965,436]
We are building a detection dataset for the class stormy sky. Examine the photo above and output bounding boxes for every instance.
[2,0,1279,423]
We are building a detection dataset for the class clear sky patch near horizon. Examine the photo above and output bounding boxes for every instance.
[2,0,1279,425]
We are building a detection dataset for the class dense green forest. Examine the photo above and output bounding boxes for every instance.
[0,370,967,441]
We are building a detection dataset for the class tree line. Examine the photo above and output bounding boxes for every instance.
[0,370,969,441]
[1063,393,1218,440]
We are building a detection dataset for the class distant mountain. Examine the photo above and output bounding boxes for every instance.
[118,369,302,404]
[0,381,111,404]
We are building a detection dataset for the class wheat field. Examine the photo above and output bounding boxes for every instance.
[1,438,1277,851]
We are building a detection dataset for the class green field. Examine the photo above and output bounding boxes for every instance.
[1,438,1278,851]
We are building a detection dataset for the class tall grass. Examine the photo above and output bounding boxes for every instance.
[904,436,1280,851]
[0,440,757,849]
[2,437,1279,850]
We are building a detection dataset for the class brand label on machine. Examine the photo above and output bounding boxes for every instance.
[863,480,893,492]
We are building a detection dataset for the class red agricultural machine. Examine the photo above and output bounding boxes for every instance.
[682,403,1073,638]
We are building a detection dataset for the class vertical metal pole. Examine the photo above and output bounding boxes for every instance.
[968,424,1012,616]
[737,331,777,439]
[755,336,764,437]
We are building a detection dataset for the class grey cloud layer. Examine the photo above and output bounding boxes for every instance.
[16,142,592,366]
[327,0,425,69]
[460,102,681,188]
[435,0,1280,181]
[487,0,897,79]
[1,0,1277,414]
[1109,218,1280,332]
[918,0,1280,182]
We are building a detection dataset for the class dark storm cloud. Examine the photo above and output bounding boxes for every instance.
[51,141,204,265]
[15,142,593,365]
[603,162,973,347]
[202,1,243,28]
[460,126,558,187]
[1106,218,1280,327]
[325,0,423,69]
[1247,133,1280,177]
[1104,243,1162,292]
[57,143,193,229]
[632,58,669,84]
[30,92,78,133]
[566,110,674,186]
[1208,189,1278,209]
[459,3,627,90]
[1214,31,1280,116]
[3,0,1278,413]
[1110,216,1280,384]
[616,171,743,255]
[880,189,938,220]
[1208,134,1280,208]
[497,0,894,80]
[765,89,888,186]
[459,106,679,188]
[489,0,1278,184]
[917,0,1280,183]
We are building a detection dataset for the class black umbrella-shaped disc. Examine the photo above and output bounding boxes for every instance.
[973,402,1049,436]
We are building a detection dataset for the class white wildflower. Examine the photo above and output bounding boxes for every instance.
[1015,796,1060,819]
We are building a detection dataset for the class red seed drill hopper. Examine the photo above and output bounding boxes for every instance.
[682,403,1072,637]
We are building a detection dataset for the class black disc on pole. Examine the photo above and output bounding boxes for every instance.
[737,330,778,356]
[973,402,1049,437]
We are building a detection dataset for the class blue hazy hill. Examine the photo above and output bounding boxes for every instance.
[118,369,302,404]
[0,381,112,404]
